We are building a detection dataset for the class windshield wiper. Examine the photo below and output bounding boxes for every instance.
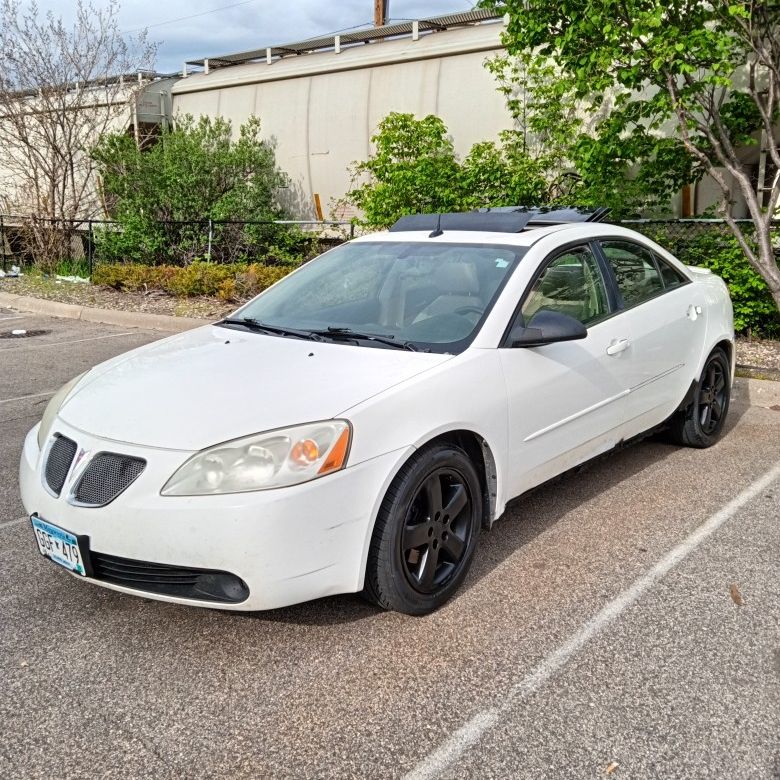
[311,327,424,352]
[219,317,325,342]
[220,319,424,351]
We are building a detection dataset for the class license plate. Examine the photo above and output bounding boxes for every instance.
[31,516,87,576]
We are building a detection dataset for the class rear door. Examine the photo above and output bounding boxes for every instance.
[499,243,633,497]
[595,238,707,435]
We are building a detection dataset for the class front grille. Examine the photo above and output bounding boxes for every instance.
[74,453,145,506]
[44,435,78,496]
[90,551,250,603]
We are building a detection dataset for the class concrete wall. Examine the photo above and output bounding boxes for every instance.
[172,23,511,218]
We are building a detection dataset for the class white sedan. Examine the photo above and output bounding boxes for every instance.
[20,208,734,615]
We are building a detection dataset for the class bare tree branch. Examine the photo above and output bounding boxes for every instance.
[0,0,156,269]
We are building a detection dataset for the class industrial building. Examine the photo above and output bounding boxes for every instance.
[1,7,772,221]
[173,9,511,219]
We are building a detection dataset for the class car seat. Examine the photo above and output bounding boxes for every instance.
[412,262,483,322]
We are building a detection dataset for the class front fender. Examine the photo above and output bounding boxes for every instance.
[341,349,509,583]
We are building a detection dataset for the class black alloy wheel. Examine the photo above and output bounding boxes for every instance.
[668,347,731,448]
[363,443,483,615]
[401,468,472,594]
[698,358,727,435]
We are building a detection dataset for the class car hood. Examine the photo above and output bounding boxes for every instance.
[59,325,451,450]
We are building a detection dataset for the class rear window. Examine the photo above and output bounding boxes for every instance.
[656,256,689,289]
[600,240,665,307]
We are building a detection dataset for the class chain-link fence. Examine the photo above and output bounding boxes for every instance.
[619,218,780,336]
[2,214,778,275]
[617,218,780,264]
[0,215,355,274]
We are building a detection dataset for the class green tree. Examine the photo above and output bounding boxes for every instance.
[345,112,549,228]
[487,48,699,216]
[482,0,780,312]
[91,115,292,264]
[459,133,549,209]
[346,113,462,227]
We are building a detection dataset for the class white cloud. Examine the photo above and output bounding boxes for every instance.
[28,0,476,72]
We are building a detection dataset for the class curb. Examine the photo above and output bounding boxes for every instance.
[0,291,208,333]
[735,363,780,381]
[734,376,780,409]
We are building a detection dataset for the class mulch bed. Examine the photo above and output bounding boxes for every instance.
[0,275,233,320]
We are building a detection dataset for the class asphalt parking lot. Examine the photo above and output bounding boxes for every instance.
[1,308,778,780]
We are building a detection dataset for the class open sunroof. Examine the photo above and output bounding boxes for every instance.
[486,206,611,224]
[388,206,610,234]
[389,211,533,234]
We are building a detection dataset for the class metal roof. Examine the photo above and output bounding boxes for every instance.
[186,9,502,69]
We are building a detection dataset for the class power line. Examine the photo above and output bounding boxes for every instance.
[122,0,261,34]
[125,0,478,37]
[387,0,484,24]
[295,20,378,43]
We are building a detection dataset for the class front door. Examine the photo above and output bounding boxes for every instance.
[499,244,633,498]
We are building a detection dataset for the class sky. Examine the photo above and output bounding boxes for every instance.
[30,0,480,73]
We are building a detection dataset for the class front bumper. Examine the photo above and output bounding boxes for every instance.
[20,420,411,611]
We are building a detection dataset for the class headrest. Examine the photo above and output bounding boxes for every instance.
[434,262,480,295]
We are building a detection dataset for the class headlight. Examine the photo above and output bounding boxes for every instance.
[161,420,351,496]
[37,372,87,449]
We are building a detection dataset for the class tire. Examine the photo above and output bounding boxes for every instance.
[363,443,483,615]
[668,347,731,448]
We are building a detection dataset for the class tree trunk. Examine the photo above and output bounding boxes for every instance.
[764,246,780,312]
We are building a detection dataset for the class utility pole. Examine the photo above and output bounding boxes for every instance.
[374,0,388,27]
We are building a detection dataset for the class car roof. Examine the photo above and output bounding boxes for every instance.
[351,222,644,248]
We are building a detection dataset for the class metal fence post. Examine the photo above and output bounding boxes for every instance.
[0,214,5,272]
[207,218,213,263]
[87,220,94,277]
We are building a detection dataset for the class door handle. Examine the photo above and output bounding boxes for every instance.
[606,338,630,356]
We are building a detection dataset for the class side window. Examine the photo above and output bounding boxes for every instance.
[600,240,664,307]
[655,254,688,289]
[521,245,609,326]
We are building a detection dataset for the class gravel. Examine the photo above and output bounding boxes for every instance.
[735,336,780,372]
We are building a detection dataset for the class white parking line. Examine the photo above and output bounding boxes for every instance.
[404,462,780,780]
[0,516,27,530]
[0,390,55,405]
[1,331,135,350]
[0,315,29,323]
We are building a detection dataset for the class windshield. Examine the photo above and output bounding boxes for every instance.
[230,241,525,353]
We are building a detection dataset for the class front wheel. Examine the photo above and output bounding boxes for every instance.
[363,444,483,615]
[668,347,730,448]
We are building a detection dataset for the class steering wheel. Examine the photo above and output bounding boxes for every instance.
[455,305,485,317]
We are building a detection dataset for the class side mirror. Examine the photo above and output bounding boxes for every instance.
[509,309,587,348]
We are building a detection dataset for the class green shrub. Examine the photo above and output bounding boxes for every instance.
[91,115,294,265]
[344,113,549,229]
[632,223,780,337]
[92,262,293,302]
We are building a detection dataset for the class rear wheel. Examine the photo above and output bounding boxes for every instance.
[668,347,730,448]
[363,444,482,615]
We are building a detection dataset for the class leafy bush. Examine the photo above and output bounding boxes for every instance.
[344,113,549,229]
[92,262,294,302]
[91,115,297,265]
[631,223,780,337]
[345,114,462,227]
